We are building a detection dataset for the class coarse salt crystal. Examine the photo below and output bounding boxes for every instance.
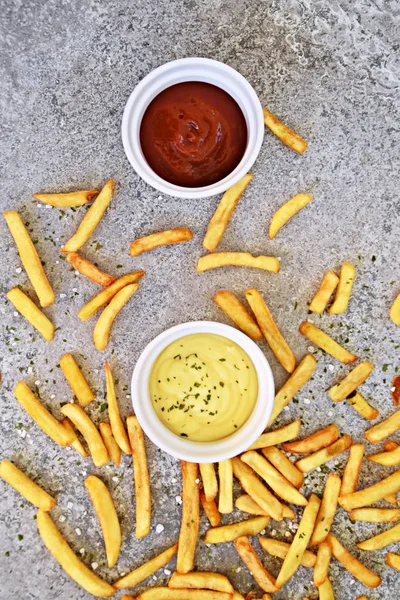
[391,387,396,392]
[156,524,164,533]
[328,411,333,417]
[328,365,335,372]
[307,345,315,352]
[153,575,157,580]
[91,562,98,570]
[60,293,66,299]
[271,529,276,536]
[285,531,291,537]
[13,311,19,317]
[171,478,177,483]
[195,478,200,484]
[27,366,33,374]
[317,467,321,472]
[81,471,87,476]
[126,394,131,399]
[59,515,66,522]
[112,476,119,482]
[236,567,241,572]
[16,267,22,274]
[304,398,311,404]
[284,406,290,411]
[164,568,171,575]
[37,203,41,208]
[20,430,26,438]
[72,288,77,292]
[79,548,85,554]
[50,394,55,399]
[56,260,59,264]
[76,528,81,535]
[67,502,73,509]
[75,270,79,275]
[175,496,182,505]
[34,380,40,385]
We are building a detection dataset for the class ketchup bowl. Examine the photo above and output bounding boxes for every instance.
[122,58,264,199]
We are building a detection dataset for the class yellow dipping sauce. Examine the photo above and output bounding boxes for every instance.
[149,333,258,442]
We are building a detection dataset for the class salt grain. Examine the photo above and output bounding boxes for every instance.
[307,345,315,352]
[271,529,276,536]
[112,476,119,482]
[79,548,85,554]
[391,387,396,392]
[303,398,311,404]
[156,524,164,533]
[195,478,200,484]
[27,367,33,374]
[328,364,335,372]
[34,380,40,386]
[91,562,98,570]
[171,478,177,483]
[164,568,171,575]
[50,394,55,400]
[59,515,66,522]
[175,496,182,505]
[284,406,290,411]
[15,267,22,274]
[67,502,73,509]
[75,528,81,536]
[328,411,333,417]
[13,311,19,317]
[60,293,66,299]
[285,531,291,537]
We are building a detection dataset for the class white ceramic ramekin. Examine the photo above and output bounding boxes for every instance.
[131,321,274,463]
[122,57,264,199]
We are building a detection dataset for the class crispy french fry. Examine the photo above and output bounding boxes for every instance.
[200,491,221,527]
[121,595,135,600]
[390,293,400,326]
[177,461,199,573]
[37,510,115,597]
[4,211,54,307]
[78,272,144,321]
[386,552,400,571]
[60,404,108,466]
[235,494,295,519]
[94,283,139,350]
[6,287,54,341]
[203,174,253,251]
[365,409,400,444]
[0,460,56,511]
[213,291,262,341]
[61,418,88,458]
[340,444,364,497]
[384,441,399,451]
[318,578,334,600]
[262,108,308,154]
[328,362,374,402]
[249,420,301,451]
[299,321,357,364]
[33,190,98,207]
[197,253,280,273]
[391,377,400,406]
[311,474,341,545]
[14,381,73,447]
[218,459,233,514]
[62,179,114,253]
[234,536,277,593]
[204,516,270,544]
[169,571,234,592]
[367,446,400,466]
[259,537,316,567]
[127,416,151,539]
[309,271,339,314]
[269,193,313,239]
[326,532,381,587]
[114,544,178,589]
[282,424,339,454]
[296,435,352,473]
[99,423,121,466]
[339,470,400,511]
[261,446,304,488]
[328,262,356,314]
[137,590,231,600]
[275,494,321,589]
[200,463,218,502]
[66,252,115,287]
[345,391,379,421]
[130,227,193,257]
[105,362,131,454]
[357,522,400,550]
[245,289,295,373]
[60,353,94,406]
[85,475,121,568]
[350,507,400,522]
[269,354,316,424]
[314,542,331,587]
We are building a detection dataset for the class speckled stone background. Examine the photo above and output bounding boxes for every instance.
[1,1,399,599]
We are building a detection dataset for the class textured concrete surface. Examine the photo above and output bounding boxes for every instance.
[1,1,399,599]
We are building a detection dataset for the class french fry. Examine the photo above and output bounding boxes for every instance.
[60,353,94,406]
[177,461,199,573]
[198,253,280,273]
[203,174,253,251]
[328,362,374,402]
[296,435,352,473]
[61,404,108,466]
[218,459,233,513]
[6,287,54,342]
[269,193,313,240]
[62,179,114,253]
[340,444,364,497]
[127,416,151,539]
[365,409,400,444]
[14,381,73,447]
[384,441,399,451]
[309,271,339,314]
[33,189,98,207]
[314,542,331,587]
[200,491,221,527]
[345,391,379,421]
[169,571,234,592]
[0,460,56,511]
[137,590,231,600]
[204,516,270,544]
[85,475,121,568]
[249,419,301,451]
[130,227,192,256]
[105,362,131,454]
[61,418,88,458]
[36,510,115,597]
[78,272,144,321]
[269,354,316,424]
[200,463,218,502]
[367,446,400,466]
[66,252,115,287]
[311,474,341,545]
[245,289,295,373]
[259,537,316,567]
[262,108,308,154]
[328,262,356,314]
[121,595,135,600]
[3,210,55,307]
[390,292,400,326]
[357,522,400,550]
[386,552,400,571]
[261,446,304,488]
[241,451,307,506]
[391,377,400,406]
[233,536,277,593]
[99,423,121,466]
[318,578,335,600]
[94,283,139,350]
[339,470,400,511]
[114,544,178,589]
[282,424,339,454]
[275,494,321,589]
[213,291,262,341]
[299,321,357,364]
[350,508,400,522]
[235,494,295,519]
[326,532,381,587]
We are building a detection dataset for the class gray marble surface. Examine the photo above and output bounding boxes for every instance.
[1,0,399,598]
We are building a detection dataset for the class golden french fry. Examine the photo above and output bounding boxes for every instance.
[234,536,277,593]
[33,189,98,207]
[365,409,400,444]
[296,435,352,473]
[127,416,151,539]
[345,391,379,420]
[114,544,178,589]
[391,376,400,406]
[213,291,262,341]
[218,460,233,514]
[169,571,234,592]
[37,510,115,597]
[200,491,221,527]
[259,537,316,567]
[78,272,144,321]
[357,522,400,550]
[282,424,339,454]
[327,533,381,587]
[99,423,121,466]
[299,321,357,364]
[328,261,356,314]
[14,381,73,447]
[269,354,316,424]
[309,270,339,314]
[386,552,400,571]
[263,108,308,154]
[203,174,253,251]
[261,446,304,489]
[350,507,400,522]
[62,179,114,253]
[367,446,400,466]
[328,362,374,402]
[137,590,231,600]
[121,595,135,600]
[249,419,301,451]
[6,287,54,341]
[235,494,295,519]
[177,461,199,573]
[311,474,341,545]
[204,516,270,544]
[61,418,88,458]
[0,460,56,511]
[4,211,54,307]
[384,441,399,451]
[61,404,108,467]
[390,293,400,326]
[318,578,334,600]
[314,542,331,587]
[85,475,121,568]
[339,470,400,511]
[245,288,295,373]
[130,227,192,256]
[198,253,280,273]
[104,362,131,454]
[199,463,218,502]
[60,353,94,406]
[269,193,313,240]
[94,283,139,350]
[275,494,321,589]
[340,444,364,496]
[66,252,115,287]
